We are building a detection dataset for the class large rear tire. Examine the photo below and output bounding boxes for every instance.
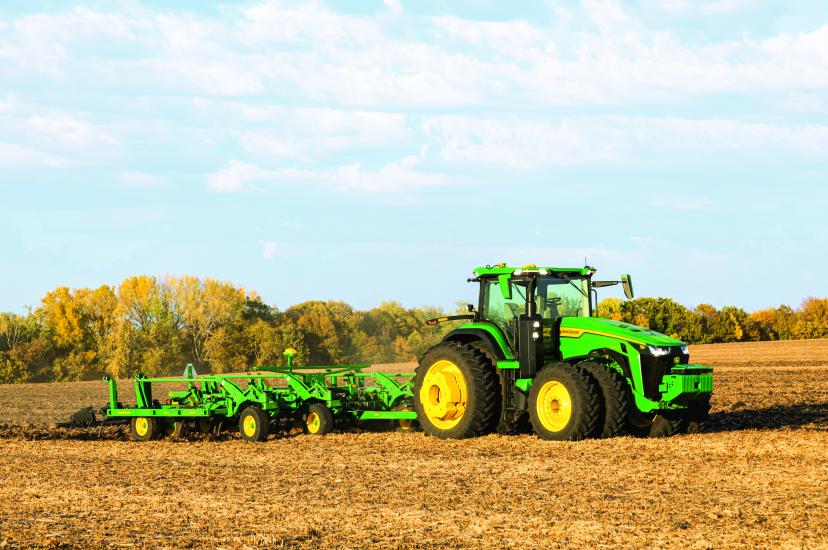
[467,340,529,435]
[528,363,601,441]
[414,342,500,439]
[580,361,628,438]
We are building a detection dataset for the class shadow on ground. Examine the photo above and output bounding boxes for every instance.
[2,403,827,441]
[708,402,828,432]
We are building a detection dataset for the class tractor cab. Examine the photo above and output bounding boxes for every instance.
[472,264,633,376]
[477,265,593,342]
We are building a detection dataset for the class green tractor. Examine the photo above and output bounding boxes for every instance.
[414,264,713,440]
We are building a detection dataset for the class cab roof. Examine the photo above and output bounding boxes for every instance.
[474,264,595,277]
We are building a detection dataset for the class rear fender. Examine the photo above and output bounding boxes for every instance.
[443,324,513,360]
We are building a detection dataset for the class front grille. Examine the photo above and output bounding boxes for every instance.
[640,350,688,400]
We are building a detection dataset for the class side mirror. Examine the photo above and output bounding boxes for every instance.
[621,274,634,300]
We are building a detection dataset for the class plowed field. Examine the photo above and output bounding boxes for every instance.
[1,340,827,548]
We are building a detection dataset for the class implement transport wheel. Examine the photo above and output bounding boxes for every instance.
[239,406,269,442]
[580,361,629,439]
[529,363,600,441]
[303,403,334,435]
[625,405,683,438]
[130,417,159,441]
[394,403,420,433]
[414,342,500,439]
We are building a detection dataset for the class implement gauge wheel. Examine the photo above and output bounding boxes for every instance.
[528,363,600,441]
[303,403,334,435]
[239,406,270,443]
[414,342,500,439]
[130,417,159,441]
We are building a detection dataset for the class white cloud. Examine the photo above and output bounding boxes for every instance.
[4,3,828,111]
[119,171,167,187]
[259,240,277,260]
[661,0,751,15]
[0,93,19,114]
[650,197,715,211]
[0,142,63,168]
[581,0,636,30]
[27,113,116,148]
[432,16,547,55]
[207,150,445,194]
[207,160,279,192]
[383,0,403,15]
[234,106,411,159]
[330,151,445,193]
[424,115,828,170]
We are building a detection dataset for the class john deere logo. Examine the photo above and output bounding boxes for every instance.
[674,357,681,364]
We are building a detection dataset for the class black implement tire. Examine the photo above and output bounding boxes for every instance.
[239,406,269,442]
[528,363,601,441]
[580,362,628,438]
[303,402,334,435]
[414,342,500,439]
[130,417,159,441]
[683,398,711,434]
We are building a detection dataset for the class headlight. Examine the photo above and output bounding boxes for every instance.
[681,345,689,355]
[647,345,672,357]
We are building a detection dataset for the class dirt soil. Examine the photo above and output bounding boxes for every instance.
[1,340,827,548]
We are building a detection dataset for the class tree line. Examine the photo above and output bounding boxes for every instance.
[0,275,826,383]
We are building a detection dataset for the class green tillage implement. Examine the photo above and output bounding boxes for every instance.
[104,362,417,442]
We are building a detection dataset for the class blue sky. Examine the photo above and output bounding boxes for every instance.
[1,0,827,314]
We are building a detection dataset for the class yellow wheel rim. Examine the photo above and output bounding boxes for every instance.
[135,418,149,437]
[243,414,257,437]
[419,359,467,430]
[536,381,573,433]
[398,407,413,430]
[306,412,321,434]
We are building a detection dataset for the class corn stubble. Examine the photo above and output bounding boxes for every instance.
[1,340,827,548]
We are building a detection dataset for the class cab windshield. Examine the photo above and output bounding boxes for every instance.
[482,274,591,338]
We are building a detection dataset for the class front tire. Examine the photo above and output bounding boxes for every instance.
[528,364,600,441]
[625,405,683,437]
[580,362,628,438]
[414,342,500,439]
[683,398,711,434]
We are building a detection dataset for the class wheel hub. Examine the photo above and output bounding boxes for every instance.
[536,381,572,432]
[420,360,467,429]
[242,415,257,437]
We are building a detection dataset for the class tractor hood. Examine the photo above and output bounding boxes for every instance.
[559,316,685,347]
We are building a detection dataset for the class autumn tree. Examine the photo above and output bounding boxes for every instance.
[796,298,828,339]
[40,285,117,381]
[110,275,185,378]
[168,276,245,372]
